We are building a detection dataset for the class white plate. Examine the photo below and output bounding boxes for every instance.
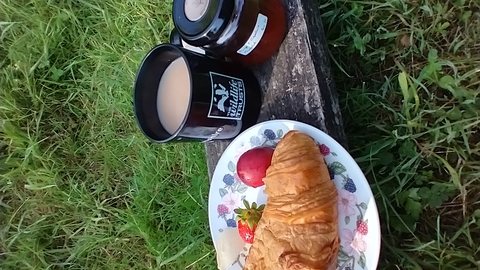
[208,120,381,270]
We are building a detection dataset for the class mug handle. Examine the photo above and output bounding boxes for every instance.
[169,28,228,60]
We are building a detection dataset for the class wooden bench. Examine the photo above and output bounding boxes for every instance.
[205,0,347,179]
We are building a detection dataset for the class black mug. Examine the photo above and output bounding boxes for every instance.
[133,43,262,143]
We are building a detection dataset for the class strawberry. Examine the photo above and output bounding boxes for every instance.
[237,220,256,244]
[234,200,265,244]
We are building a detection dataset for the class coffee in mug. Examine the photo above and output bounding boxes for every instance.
[156,57,190,135]
[133,43,262,143]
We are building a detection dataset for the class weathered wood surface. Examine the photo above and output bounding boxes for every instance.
[205,0,346,180]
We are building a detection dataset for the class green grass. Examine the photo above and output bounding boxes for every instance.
[1,0,479,269]
[1,0,214,269]
[319,0,480,269]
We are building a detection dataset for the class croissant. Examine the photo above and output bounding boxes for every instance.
[243,130,340,270]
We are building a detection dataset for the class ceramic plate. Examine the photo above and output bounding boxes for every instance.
[208,120,381,270]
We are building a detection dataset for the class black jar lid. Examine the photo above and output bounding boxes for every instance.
[172,0,234,47]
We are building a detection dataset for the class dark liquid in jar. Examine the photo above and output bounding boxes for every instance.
[210,0,287,65]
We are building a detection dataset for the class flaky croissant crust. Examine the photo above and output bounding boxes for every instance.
[244,130,340,270]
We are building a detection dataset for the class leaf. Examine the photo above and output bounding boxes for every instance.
[345,216,350,225]
[351,2,364,16]
[391,214,417,233]
[461,10,472,22]
[236,183,248,193]
[417,170,434,184]
[377,151,394,165]
[431,183,441,193]
[428,49,438,63]
[219,188,228,197]
[452,123,464,134]
[362,33,371,43]
[276,129,283,138]
[438,22,450,31]
[360,202,367,209]
[399,188,420,204]
[251,202,257,209]
[418,187,431,199]
[228,161,236,172]
[439,75,456,90]
[353,35,365,55]
[398,71,411,102]
[359,252,366,268]
[51,67,64,81]
[446,107,462,121]
[431,153,462,197]
[398,190,408,204]
[338,250,349,259]
[434,109,446,117]
[406,197,422,220]
[429,195,443,208]
[418,62,442,81]
[399,140,417,158]
[247,219,254,230]
[249,136,261,146]
[243,199,250,209]
[38,59,50,69]
[408,188,421,200]
[420,5,433,16]
[330,161,346,174]
[234,208,242,214]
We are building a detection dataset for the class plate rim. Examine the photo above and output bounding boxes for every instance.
[208,119,381,269]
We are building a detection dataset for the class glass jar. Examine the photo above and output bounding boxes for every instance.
[172,0,287,65]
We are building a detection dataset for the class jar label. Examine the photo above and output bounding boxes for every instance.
[207,72,246,120]
[237,13,268,56]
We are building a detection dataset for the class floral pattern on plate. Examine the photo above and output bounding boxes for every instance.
[331,162,370,269]
[209,120,380,270]
[217,173,248,228]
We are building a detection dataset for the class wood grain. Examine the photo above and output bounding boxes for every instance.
[205,0,346,180]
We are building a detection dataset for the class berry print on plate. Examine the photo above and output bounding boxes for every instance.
[208,120,381,270]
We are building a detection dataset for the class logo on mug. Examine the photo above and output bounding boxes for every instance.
[208,72,246,120]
